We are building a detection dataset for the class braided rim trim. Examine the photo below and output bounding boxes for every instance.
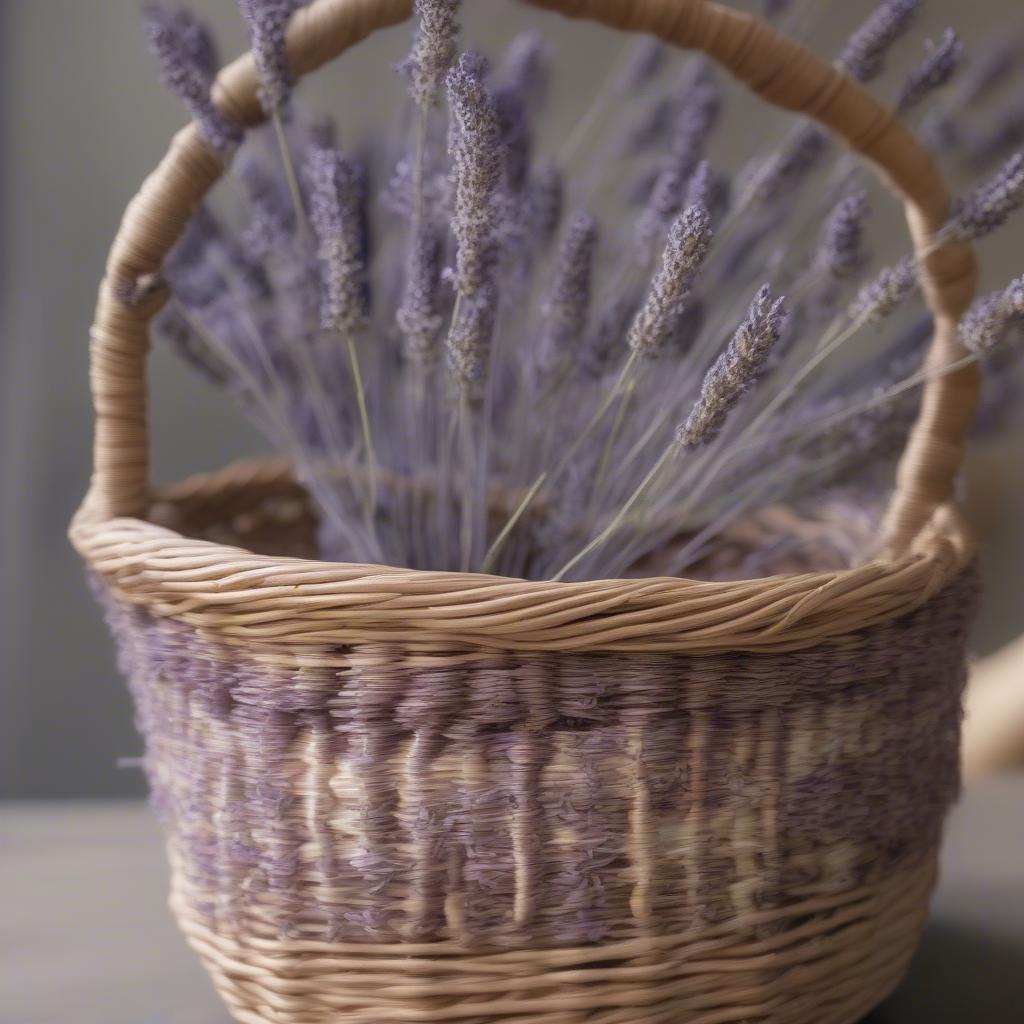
[71,459,972,655]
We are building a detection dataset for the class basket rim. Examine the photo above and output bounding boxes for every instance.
[70,457,973,656]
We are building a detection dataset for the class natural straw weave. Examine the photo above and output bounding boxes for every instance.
[71,1,982,1022]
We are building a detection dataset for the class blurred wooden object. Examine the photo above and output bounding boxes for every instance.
[964,636,1024,779]
[960,442,1024,779]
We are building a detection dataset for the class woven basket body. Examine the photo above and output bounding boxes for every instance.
[72,1,985,1021]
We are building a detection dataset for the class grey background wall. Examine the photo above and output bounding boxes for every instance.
[2,0,1021,799]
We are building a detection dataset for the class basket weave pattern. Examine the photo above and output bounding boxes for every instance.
[71,0,988,1020]
[100,572,972,948]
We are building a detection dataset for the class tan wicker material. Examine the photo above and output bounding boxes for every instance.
[71,1,983,1022]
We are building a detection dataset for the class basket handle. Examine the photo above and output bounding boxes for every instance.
[87,0,977,556]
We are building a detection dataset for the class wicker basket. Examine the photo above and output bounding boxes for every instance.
[72,1,983,1021]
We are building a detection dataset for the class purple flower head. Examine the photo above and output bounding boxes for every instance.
[962,37,1021,108]
[306,146,370,336]
[400,0,460,110]
[539,211,598,370]
[397,222,446,365]
[919,110,964,156]
[747,124,827,205]
[238,0,302,113]
[628,204,713,358]
[143,3,242,158]
[848,255,917,323]
[446,51,503,297]
[634,167,686,261]
[676,284,787,449]
[971,98,1024,166]
[666,62,721,176]
[446,281,498,388]
[837,0,921,84]
[959,275,1024,353]
[685,161,729,225]
[943,152,1024,243]
[528,159,563,244]
[498,31,549,111]
[816,188,870,281]
[615,36,665,96]
[150,2,219,76]
[896,29,963,115]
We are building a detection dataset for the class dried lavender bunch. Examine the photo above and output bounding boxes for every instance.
[400,0,460,110]
[143,3,242,158]
[677,285,788,448]
[628,206,712,358]
[150,1,1024,583]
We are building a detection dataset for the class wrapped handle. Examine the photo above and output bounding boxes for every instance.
[87,0,977,557]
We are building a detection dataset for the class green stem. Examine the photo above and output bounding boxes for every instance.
[552,444,675,581]
[457,391,476,571]
[482,352,640,571]
[271,107,309,239]
[345,334,378,535]
[480,473,548,575]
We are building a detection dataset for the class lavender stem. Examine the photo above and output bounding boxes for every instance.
[271,107,309,238]
[551,444,674,581]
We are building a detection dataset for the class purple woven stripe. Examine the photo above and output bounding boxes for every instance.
[91,569,976,947]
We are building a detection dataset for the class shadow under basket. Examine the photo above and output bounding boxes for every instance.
[71,0,987,1021]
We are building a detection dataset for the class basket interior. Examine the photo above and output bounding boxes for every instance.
[149,459,884,581]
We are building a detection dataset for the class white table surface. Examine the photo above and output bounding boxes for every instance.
[3,777,1023,1024]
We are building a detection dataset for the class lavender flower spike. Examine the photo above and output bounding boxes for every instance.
[238,0,301,113]
[676,285,787,449]
[499,31,550,110]
[446,52,502,297]
[942,152,1024,243]
[528,159,563,244]
[959,275,1024,353]
[307,147,370,336]
[816,189,869,281]
[747,124,827,205]
[143,3,242,158]
[837,0,921,84]
[615,36,665,96]
[397,223,446,365]
[400,0,460,110]
[847,255,917,323]
[896,29,963,115]
[628,205,712,358]
[447,282,498,387]
[539,211,598,369]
